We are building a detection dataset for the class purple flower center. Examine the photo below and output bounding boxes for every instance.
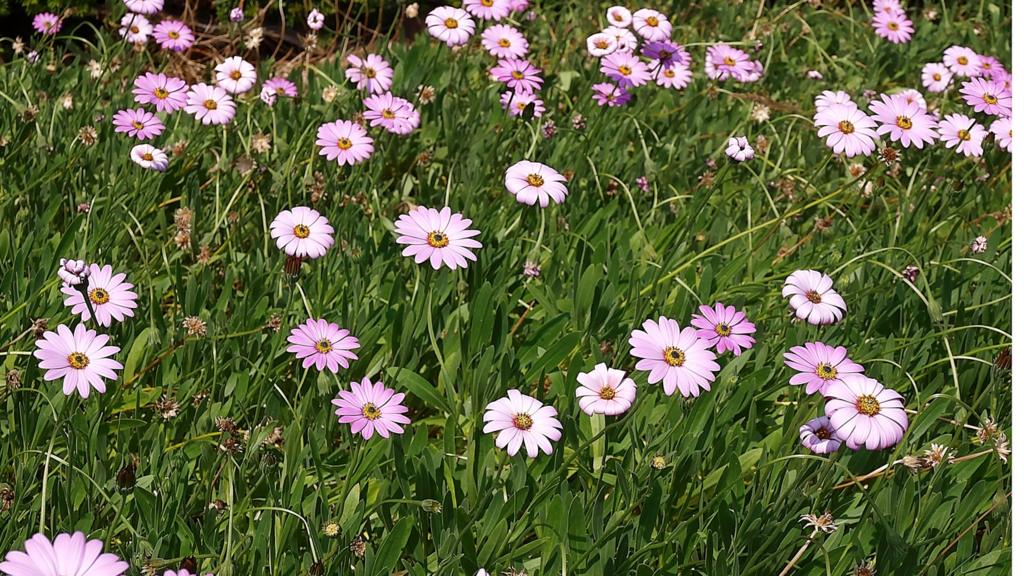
[663,346,685,367]
[598,385,617,400]
[526,173,545,187]
[714,323,732,337]
[427,231,449,248]
[815,363,837,380]
[293,224,311,238]
[314,339,333,353]
[67,352,90,369]
[805,290,822,303]
[856,395,880,416]
[837,121,855,135]
[89,288,110,305]
[512,413,533,430]
[814,427,832,440]
[362,403,382,420]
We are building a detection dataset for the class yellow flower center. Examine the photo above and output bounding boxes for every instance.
[168,30,179,39]
[89,288,110,305]
[337,137,353,150]
[856,395,881,416]
[203,99,218,110]
[664,69,675,78]
[645,16,659,26]
[598,385,617,401]
[933,73,942,81]
[498,38,511,48]
[362,66,376,79]
[896,116,913,129]
[982,93,998,105]
[362,403,382,420]
[154,87,169,99]
[427,231,449,248]
[382,108,395,119]
[957,56,968,65]
[67,352,90,369]
[293,224,311,238]
[618,65,633,76]
[132,120,144,130]
[663,346,685,367]
[838,120,855,135]
[815,363,838,380]
[595,39,608,49]
[511,70,525,80]
[887,21,899,30]
[130,26,140,34]
[314,339,332,353]
[444,17,458,29]
[526,174,544,187]
[482,0,494,5]
[141,152,154,161]
[958,129,970,141]
[805,290,822,303]
[230,70,242,80]
[723,56,736,66]
[714,323,732,337]
[512,413,533,430]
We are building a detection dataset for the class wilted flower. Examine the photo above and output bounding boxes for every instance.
[970,235,988,254]
[799,512,837,534]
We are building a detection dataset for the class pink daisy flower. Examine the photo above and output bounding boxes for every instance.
[504,160,568,207]
[490,58,544,94]
[990,116,1012,152]
[215,56,257,94]
[813,90,852,112]
[61,264,138,327]
[943,45,981,77]
[482,24,529,59]
[641,40,688,66]
[799,416,842,454]
[705,44,759,82]
[606,5,632,28]
[33,324,123,398]
[263,77,298,99]
[133,72,188,113]
[872,0,905,16]
[600,52,651,88]
[153,19,194,52]
[724,137,755,162]
[316,120,374,166]
[130,144,169,171]
[603,26,637,53]
[977,55,1007,79]
[783,342,864,395]
[464,0,512,21]
[287,318,360,373]
[868,94,938,149]
[921,63,952,93]
[782,270,847,325]
[960,77,1012,117]
[307,9,325,30]
[575,363,636,416]
[937,113,988,157]
[632,8,671,41]
[32,13,62,36]
[119,13,152,44]
[483,390,562,458]
[345,54,394,94]
[125,0,163,14]
[690,303,756,355]
[184,83,236,125]
[586,32,618,57]
[872,11,914,44]
[592,82,632,106]
[58,259,90,287]
[1,532,128,576]
[394,206,482,270]
[893,88,927,109]
[270,206,334,259]
[426,6,476,47]
[825,374,908,450]
[656,62,692,89]
[364,92,420,135]
[332,378,411,440]
[112,108,165,141]
[814,103,878,157]
[629,316,721,397]
[500,90,545,118]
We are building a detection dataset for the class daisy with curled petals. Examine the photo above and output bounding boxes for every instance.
[119,13,152,44]
[394,206,482,270]
[642,40,688,67]
[937,113,987,157]
[921,63,952,93]
[287,319,360,373]
[61,264,138,327]
[576,363,636,416]
[606,5,632,28]
[690,303,756,355]
[133,72,188,113]
[130,144,169,171]
[316,120,374,166]
[960,77,1012,117]
[345,54,393,94]
[586,32,618,57]
[125,0,163,14]
[112,108,164,141]
[483,390,562,458]
[270,206,334,259]
[724,137,755,162]
[332,378,411,440]
[977,55,1006,78]
[872,11,914,44]
[783,342,864,395]
[215,56,257,94]
[603,26,637,53]
[943,45,980,77]
[34,324,123,398]
[782,270,847,325]
[490,58,544,94]
[504,160,568,207]
[868,94,938,149]
[1,531,128,576]
[990,117,1011,152]
[814,103,878,157]
[894,88,927,109]
[825,374,908,450]
[656,62,692,90]
[482,25,529,59]
[153,19,194,52]
[813,90,852,113]
[600,52,651,88]
[632,8,671,41]
[364,93,420,135]
[464,0,512,21]
[592,82,631,106]
[629,316,721,397]
[500,91,545,118]
[307,9,325,30]
[32,13,62,35]
[800,416,842,454]
[426,6,476,47]
[263,77,298,99]
[184,83,236,125]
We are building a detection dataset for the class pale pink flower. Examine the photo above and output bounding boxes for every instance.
[464,0,511,21]
[426,6,476,47]
[119,13,152,44]
[784,342,864,395]
[592,82,631,106]
[575,363,636,416]
[215,56,257,94]
[656,62,692,89]
[990,116,1012,152]
[184,83,236,125]
[960,77,1012,117]
[307,9,325,30]
[813,90,852,112]
[825,374,908,450]
[782,270,847,325]
[800,416,842,454]
[814,103,878,157]
[500,90,545,118]
[872,11,914,44]
[332,378,411,439]
[602,26,637,53]
[600,52,651,88]
[394,206,482,270]
[943,45,980,77]
[690,303,756,355]
[32,13,62,35]
[1,532,128,576]
[345,54,394,94]
[629,316,721,397]
[125,0,163,14]
[364,92,420,135]
[606,6,632,28]
[586,32,618,57]
[482,25,529,59]
[130,144,169,171]
[316,120,374,166]
[490,58,544,94]
[33,324,123,398]
[632,8,671,41]
[269,206,334,259]
[483,390,562,457]
[921,63,952,92]
[504,160,568,207]
[868,93,938,149]
[287,318,360,373]
[61,264,138,327]
[937,113,987,157]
